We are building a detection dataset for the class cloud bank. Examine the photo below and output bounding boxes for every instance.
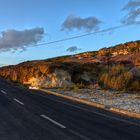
[66,46,81,53]
[122,0,140,25]
[0,27,44,52]
[61,15,102,32]
[123,0,140,11]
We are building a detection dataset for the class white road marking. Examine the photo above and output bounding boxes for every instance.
[69,129,90,140]
[13,98,24,105]
[36,93,140,127]
[40,114,66,129]
[1,90,7,95]
[58,100,140,127]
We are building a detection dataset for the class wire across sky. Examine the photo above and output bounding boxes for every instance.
[34,24,128,47]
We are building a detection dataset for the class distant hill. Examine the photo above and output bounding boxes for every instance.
[0,40,140,91]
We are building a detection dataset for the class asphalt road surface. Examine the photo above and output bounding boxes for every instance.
[0,78,140,140]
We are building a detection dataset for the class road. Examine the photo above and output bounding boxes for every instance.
[0,78,140,140]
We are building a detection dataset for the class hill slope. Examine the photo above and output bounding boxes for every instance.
[0,40,140,91]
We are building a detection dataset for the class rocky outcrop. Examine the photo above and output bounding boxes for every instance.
[34,69,72,88]
[1,40,140,89]
[0,61,99,88]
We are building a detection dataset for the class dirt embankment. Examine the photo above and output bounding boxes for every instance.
[0,40,140,90]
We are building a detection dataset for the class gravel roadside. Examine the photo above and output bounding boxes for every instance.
[48,88,140,114]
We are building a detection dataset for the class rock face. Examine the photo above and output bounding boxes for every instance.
[0,61,99,88]
[35,69,72,88]
[0,40,140,89]
[23,68,72,87]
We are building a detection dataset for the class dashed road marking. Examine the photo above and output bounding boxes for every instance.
[1,90,7,95]
[58,100,140,127]
[40,114,66,129]
[69,129,90,140]
[36,93,140,127]
[13,98,24,105]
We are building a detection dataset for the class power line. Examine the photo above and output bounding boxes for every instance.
[34,24,127,47]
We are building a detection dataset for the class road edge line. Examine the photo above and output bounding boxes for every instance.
[40,89,140,119]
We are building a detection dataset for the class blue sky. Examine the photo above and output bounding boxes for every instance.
[0,0,140,65]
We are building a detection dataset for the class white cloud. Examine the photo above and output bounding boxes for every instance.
[66,46,81,52]
[61,15,102,32]
[0,27,44,52]
[122,0,140,25]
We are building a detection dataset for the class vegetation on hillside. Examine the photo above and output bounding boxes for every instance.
[99,64,140,91]
[0,40,140,91]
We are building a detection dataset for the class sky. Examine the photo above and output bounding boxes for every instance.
[0,0,140,66]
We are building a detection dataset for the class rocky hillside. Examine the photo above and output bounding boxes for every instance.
[1,40,140,91]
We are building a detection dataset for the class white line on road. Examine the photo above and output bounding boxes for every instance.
[13,98,24,105]
[1,90,7,95]
[59,100,140,127]
[40,114,66,129]
[37,94,140,127]
[69,129,90,140]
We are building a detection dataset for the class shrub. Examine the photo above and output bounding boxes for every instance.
[71,82,86,90]
[129,80,140,91]
[99,64,133,90]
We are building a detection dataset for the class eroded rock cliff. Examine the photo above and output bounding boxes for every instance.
[1,40,140,90]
